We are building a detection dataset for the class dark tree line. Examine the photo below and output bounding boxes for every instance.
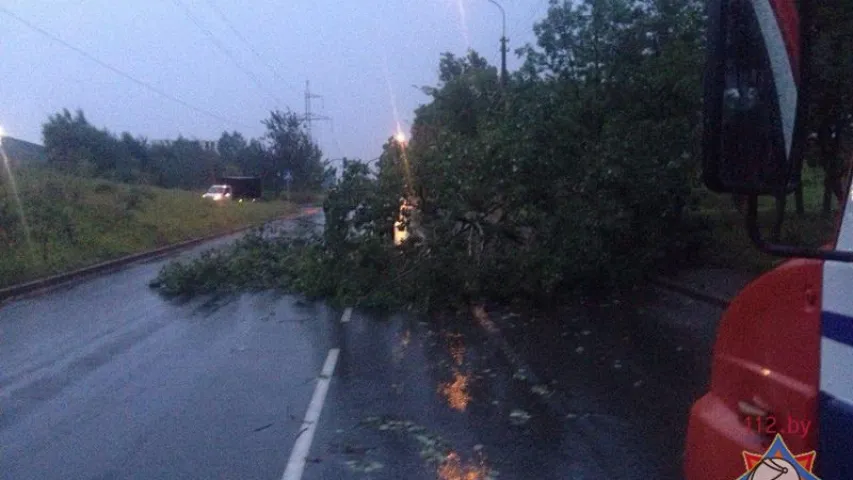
[803,0,853,213]
[41,108,333,194]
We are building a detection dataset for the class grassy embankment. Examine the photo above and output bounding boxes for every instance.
[0,167,301,289]
[693,165,838,274]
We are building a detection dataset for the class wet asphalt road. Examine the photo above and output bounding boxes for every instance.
[484,288,728,479]
[0,210,723,479]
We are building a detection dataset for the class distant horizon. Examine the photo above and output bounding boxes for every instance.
[1,134,372,178]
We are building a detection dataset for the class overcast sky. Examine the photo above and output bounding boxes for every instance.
[0,0,546,163]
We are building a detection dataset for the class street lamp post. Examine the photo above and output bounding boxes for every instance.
[487,0,508,86]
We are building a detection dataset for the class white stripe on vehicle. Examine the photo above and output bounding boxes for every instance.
[820,337,853,404]
[831,190,853,251]
[821,261,853,314]
[751,0,798,158]
[821,261,853,402]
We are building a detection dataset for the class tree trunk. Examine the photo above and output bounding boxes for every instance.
[772,193,786,242]
[732,194,747,214]
[795,182,805,214]
[824,172,845,215]
[832,176,845,210]
[823,176,833,215]
[818,116,836,215]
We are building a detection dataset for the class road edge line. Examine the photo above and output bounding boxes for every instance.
[281,348,340,480]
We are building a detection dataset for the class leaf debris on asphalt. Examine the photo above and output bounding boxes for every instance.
[531,385,551,397]
[361,415,499,477]
[509,409,532,425]
[345,459,384,473]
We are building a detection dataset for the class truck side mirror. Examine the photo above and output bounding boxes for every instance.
[704,0,853,263]
[703,0,803,195]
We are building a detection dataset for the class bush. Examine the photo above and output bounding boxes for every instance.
[0,167,294,289]
[286,190,324,205]
[124,186,154,211]
[94,182,116,194]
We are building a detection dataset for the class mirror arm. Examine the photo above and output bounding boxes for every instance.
[746,195,853,262]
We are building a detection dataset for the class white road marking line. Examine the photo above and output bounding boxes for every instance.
[340,307,352,324]
[281,348,340,480]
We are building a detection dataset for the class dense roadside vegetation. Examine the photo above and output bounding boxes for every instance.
[151,0,852,312]
[693,165,836,274]
[1,93,332,288]
[40,108,335,197]
[0,166,297,289]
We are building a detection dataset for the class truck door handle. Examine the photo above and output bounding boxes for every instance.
[738,400,769,417]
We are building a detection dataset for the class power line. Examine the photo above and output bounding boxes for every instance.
[509,0,550,43]
[0,6,253,130]
[171,0,285,107]
[529,0,550,24]
[205,0,291,89]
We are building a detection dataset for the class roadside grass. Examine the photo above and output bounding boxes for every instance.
[283,190,328,205]
[0,166,299,289]
[691,165,837,274]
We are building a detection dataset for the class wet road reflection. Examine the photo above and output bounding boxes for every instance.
[439,371,471,412]
[308,311,611,479]
[392,328,411,365]
[447,332,465,366]
[440,332,471,412]
[438,451,494,480]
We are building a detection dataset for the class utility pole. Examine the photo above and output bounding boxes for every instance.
[488,0,508,86]
[303,80,330,141]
